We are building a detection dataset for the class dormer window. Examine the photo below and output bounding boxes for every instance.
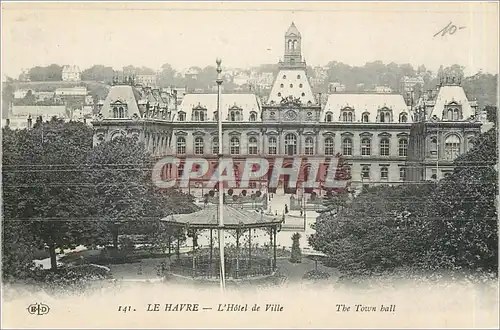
[229,110,242,121]
[362,112,370,123]
[325,112,333,122]
[111,101,128,118]
[445,105,461,121]
[378,108,393,123]
[193,110,205,121]
[178,111,186,121]
[341,108,354,122]
[213,111,218,121]
[249,111,258,122]
[399,112,408,123]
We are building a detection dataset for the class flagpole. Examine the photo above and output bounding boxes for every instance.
[216,58,226,291]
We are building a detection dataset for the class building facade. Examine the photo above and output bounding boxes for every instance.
[91,23,485,197]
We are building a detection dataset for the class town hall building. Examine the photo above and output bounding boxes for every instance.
[91,23,486,196]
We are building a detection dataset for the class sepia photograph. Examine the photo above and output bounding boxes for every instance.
[1,1,499,328]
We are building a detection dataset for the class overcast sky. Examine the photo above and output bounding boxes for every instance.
[2,2,498,78]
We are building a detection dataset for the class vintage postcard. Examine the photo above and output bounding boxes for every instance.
[1,1,499,328]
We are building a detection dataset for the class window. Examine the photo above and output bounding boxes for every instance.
[290,84,294,88]
[342,111,353,122]
[283,75,287,79]
[213,111,218,121]
[324,137,334,156]
[361,166,370,179]
[305,137,314,155]
[284,133,297,155]
[112,107,118,117]
[430,136,438,154]
[178,112,186,121]
[361,138,371,156]
[380,138,390,156]
[268,137,277,154]
[193,110,205,121]
[380,112,386,123]
[194,137,204,155]
[301,93,305,97]
[398,139,408,156]
[444,134,460,160]
[467,137,474,151]
[250,112,257,122]
[299,83,303,88]
[399,113,408,123]
[380,166,389,179]
[248,137,258,155]
[230,137,240,155]
[297,75,301,79]
[212,137,219,154]
[362,113,369,123]
[278,92,281,97]
[280,84,284,88]
[325,112,333,122]
[399,167,406,181]
[176,137,186,154]
[453,108,460,120]
[342,138,352,156]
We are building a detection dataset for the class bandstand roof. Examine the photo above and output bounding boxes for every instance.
[160,204,283,229]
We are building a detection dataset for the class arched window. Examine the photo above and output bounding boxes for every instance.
[398,139,408,156]
[444,134,460,160]
[430,136,438,154]
[194,137,204,155]
[453,108,460,120]
[284,133,297,155]
[293,40,298,50]
[361,138,371,156]
[212,137,219,154]
[399,113,408,123]
[447,109,453,120]
[176,137,186,154]
[248,137,258,155]
[362,113,369,123]
[199,111,205,121]
[230,137,240,155]
[288,40,293,50]
[399,167,406,181]
[113,107,118,118]
[380,112,385,123]
[305,137,314,155]
[178,112,185,121]
[230,111,240,122]
[268,137,277,154]
[249,112,257,122]
[325,112,333,122]
[118,107,124,118]
[380,166,389,179]
[380,138,390,156]
[342,138,352,156]
[213,111,218,121]
[324,137,334,156]
[361,166,370,179]
[342,111,353,122]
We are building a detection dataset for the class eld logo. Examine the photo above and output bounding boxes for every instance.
[27,303,50,315]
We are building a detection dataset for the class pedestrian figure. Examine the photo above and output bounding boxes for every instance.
[285,204,289,214]
[300,209,303,217]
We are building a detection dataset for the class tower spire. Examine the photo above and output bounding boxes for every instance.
[282,22,305,69]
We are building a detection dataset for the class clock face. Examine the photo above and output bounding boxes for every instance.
[284,110,297,120]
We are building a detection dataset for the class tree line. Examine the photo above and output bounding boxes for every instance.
[2,118,199,280]
[309,106,498,278]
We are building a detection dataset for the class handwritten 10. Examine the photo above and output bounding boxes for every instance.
[434,22,466,38]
